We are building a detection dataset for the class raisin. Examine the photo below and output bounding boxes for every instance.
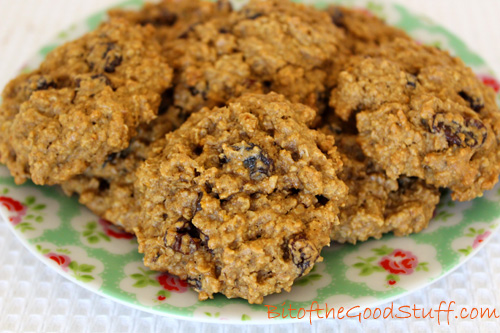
[430,113,487,148]
[151,252,161,262]
[240,143,273,180]
[104,56,122,73]
[103,147,130,167]
[187,277,202,291]
[458,91,484,112]
[194,192,203,213]
[244,9,263,20]
[35,76,57,90]
[194,145,203,156]
[158,88,174,116]
[406,74,417,88]
[98,178,110,191]
[178,24,198,39]
[140,9,177,27]
[465,117,488,145]
[288,233,319,277]
[90,74,112,86]
[103,43,122,73]
[188,86,199,96]
[315,195,329,206]
[164,217,201,255]
[330,8,345,28]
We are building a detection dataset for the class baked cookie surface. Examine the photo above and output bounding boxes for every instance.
[134,93,347,303]
[330,38,500,201]
[165,0,344,116]
[322,119,440,244]
[0,19,172,185]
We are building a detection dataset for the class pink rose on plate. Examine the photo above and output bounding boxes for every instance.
[98,218,134,239]
[473,231,491,249]
[157,273,188,293]
[45,253,71,271]
[379,249,419,275]
[478,75,500,93]
[0,196,27,225]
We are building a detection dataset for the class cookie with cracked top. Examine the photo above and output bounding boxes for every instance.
[134,93,347,303]
[321,118,440,244]
[0,18,172,185]
[165,0,344,116]
[330,38,500,201]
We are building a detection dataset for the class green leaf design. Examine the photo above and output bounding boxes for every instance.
[35,216,43,223]
[372,245,394,256]
[360,266,374,276]
[16,222,34,232]
[133,279,150,288]
[2,188,9,194]
[241,314,251,321]
[434,210,453,221]
[88,236,99,244]
[386,274,400,282]
[458,246,473,256]
[204,312,212,317]
[157,290,171,298]
[86,221,97,230]
[79,264,95,273]
[24,196,35,206]
[77,275,94,283]
[130,273,143,280]
[353,262,365,268]
[68,261,78,271]
[149,279,160,287]
[82,230,93,237]
[33,204,46,211]
[215,312,220,318]
[98,232,111,242]
[373,266,385,272]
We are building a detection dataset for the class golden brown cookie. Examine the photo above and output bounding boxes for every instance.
[330,38,500,201]
[0,19,172,185]
[61,108,184,233]
[327,6,410,54]
[322,118,440,243]
[165,0,344,116]
[108,0,233,45]
[134,93,347,303]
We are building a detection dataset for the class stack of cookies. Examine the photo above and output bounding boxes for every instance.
[1,0,499,304]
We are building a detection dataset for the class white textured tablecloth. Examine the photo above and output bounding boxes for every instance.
[1,1,500,332]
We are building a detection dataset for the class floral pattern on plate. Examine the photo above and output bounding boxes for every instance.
[0,185,60,239]
[35,242,105,287]
[71,208,137,255]
[119,261,199,308]
[344,238,442,291]
[452,222,497,257]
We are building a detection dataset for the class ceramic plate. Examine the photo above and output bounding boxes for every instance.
[1,0,500,324]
